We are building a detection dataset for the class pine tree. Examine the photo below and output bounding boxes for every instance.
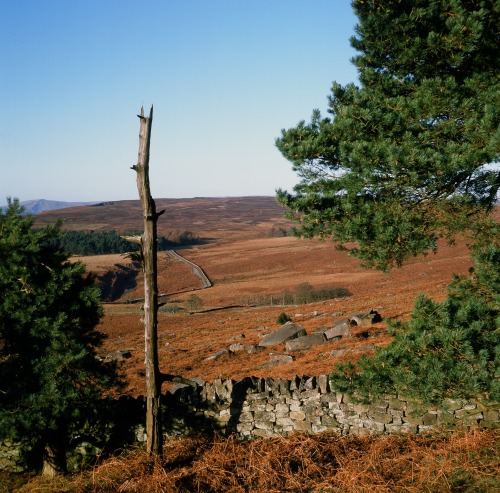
[0,198,117,476]
[276,0,499,271]
[330,239,500,405]
[276,0,500,404]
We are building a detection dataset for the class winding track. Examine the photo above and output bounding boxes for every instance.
[165,250,212,289]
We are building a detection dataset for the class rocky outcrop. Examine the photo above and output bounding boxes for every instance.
[203,310,383,364]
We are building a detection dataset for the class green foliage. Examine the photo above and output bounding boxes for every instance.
[46,229,200,256]
[186,294,203,312]
[276,0,500,271]
[266,227,293,238]
[330,243,500,405]
[0,199,119,471]
[277,312,292,325]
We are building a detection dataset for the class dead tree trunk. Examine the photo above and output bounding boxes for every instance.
[132,105,164,456]
[129,106,196,456]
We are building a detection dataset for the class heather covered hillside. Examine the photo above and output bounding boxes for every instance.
[57,197,483,397]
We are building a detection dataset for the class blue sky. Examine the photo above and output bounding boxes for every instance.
[1,1,359,202]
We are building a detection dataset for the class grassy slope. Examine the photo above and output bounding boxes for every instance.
[7,198,496,491]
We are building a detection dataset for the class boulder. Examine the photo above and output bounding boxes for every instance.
[313,325,328,333]
[255,353,295,369]
[101,350,132,361]
[330,349,348,358]
[246,345,265,354]
[228,343,246,353]
[349,310,382,325]
[205,348,230,361]
[285,333,327,351]
[269,353,295,363]
[324,322,351,340]
[259,322,307,347]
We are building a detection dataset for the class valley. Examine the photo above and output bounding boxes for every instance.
[45,197,475,397]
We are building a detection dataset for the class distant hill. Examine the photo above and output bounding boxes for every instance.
[32,196,292,241]
[2,199,98,215]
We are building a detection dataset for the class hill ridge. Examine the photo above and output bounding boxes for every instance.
[32,196,291,241]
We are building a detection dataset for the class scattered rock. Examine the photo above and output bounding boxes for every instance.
[255,360,285,369]
[201,311,382,364]
[324,322,351,340]
[230,333,246,341]
[99,350,132,361]
[325,335,343,343]
[269,353,295,363]
[228,343,246,353]
[349,310,382,325]
[246,345,265,354]
[259,322,307,347]
[205,348,230,361]
[285,333,327,351]
[329,349,348,358]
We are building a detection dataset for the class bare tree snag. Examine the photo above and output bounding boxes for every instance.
[132,105,163,456]
[130,106,196,457]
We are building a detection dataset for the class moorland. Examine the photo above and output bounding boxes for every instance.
[34,196,477,396]
[4,196,497,492]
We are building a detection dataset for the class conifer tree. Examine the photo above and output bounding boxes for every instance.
[276,1,499,403]
[0,199,117,476]
[276,0,499,271]
[330,239,500,404]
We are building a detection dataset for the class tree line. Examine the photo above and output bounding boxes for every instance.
[242,282,351,306]
[44,229,200,256]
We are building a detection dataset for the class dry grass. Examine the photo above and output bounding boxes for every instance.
[89,233,474,397]
[7,428,498,493]
[38,198,480,396]
[11,201,496,491]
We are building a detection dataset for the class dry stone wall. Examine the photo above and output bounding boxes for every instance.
[161,375,499,439]
[1,375,498,472]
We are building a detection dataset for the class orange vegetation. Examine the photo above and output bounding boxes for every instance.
[11,428,499,492]
[85,232,473,397]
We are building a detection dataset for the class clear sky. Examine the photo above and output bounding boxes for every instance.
[1,1,359,203]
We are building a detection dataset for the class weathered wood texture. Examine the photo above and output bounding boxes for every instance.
[132,106,163,455]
